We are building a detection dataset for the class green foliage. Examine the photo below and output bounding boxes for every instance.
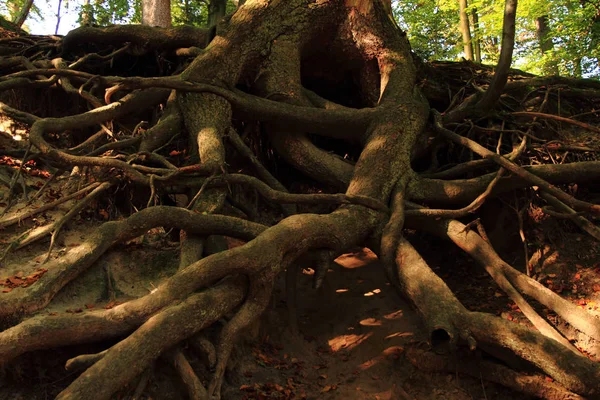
[2,0,597,78]
[392,0,462,60]
[77,0,137,26]
[171,0,207,26]
[1,0,43,26]
[392,0,599,78]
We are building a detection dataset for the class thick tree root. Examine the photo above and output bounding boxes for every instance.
[165,348,208,400]
[412,216,600,342]
[406,348,585,400]
[55,278,245,400]
[208,275,274,398]
[0,206,265,321]
[389,223,600,396]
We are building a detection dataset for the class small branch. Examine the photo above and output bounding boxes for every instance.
[410,134,527,218]
[1,144,32,216]
[513,112,600,134]
[65,350,109,371]
[406,168,505,219]
[0,181,101,229]
[540,192,600,241]
[433,111,600,215]
[44,181,113,262]
[197,174,388,212]
[69,43,131,70]
[28,89,170,185]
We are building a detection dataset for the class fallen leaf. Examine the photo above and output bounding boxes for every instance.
[321,385,333,393]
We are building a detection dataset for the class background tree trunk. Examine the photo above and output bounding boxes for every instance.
[142,0,172,28]
[12,0,34,28]
[459,0,474,60]
[471,7,481,62]
[208,0,227,27]
[535,15,559,75]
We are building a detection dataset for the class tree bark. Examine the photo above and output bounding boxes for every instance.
[12,0,34,28]
[535,15,559,75]
[458,0,474,60]
[471,7,481,62]
[142,0,172,28]
[208,0,227,27]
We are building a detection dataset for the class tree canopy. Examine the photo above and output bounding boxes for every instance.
[2,0,598,77]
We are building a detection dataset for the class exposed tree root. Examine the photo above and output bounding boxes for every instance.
[165,347,208,400]
[55,278,245,400]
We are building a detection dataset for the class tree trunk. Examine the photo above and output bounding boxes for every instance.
[458,0,474,60]
[142,0,172,27]
[535,15,559,75]
[80,0,93,26]
[208,0,227,27]
[471,7,481,62]
[55,0,62,34]
[574,57,583,78]
[12,0,34,28]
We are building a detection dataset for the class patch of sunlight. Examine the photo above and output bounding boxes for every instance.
[358,346,404,371]
[363,288,381,296]
[359,318,382,326]
[328,332,372,352]
[385,331,414,340]
[383,309,403,319]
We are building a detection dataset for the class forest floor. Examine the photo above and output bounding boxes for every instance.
[2,190,600,400]
[2,128,600,400]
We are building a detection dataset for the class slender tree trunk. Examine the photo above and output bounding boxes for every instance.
[142,0,172,28]
[535,15,559,75]
[12,0,34,28]
[55,0,62,34]
[458,0,474,60]
[208,0,227,27]
[80,0,93,26]
[471,7,481,62]
[574,57,583,78]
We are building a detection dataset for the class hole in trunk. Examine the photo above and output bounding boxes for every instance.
[431,328,451,348]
